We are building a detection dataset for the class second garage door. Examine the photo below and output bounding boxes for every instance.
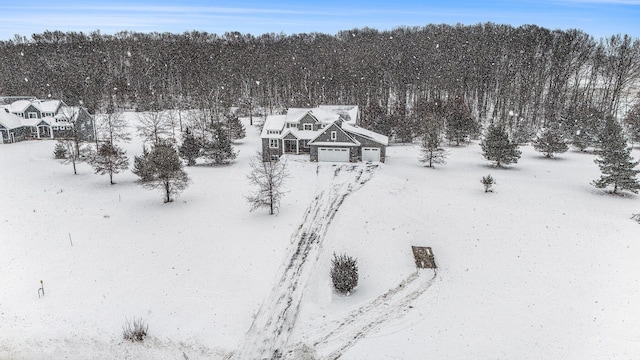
[362,147,381,162]
[318,147,349,162]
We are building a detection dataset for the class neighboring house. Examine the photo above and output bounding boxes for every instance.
[261,105,389,163]
[0,99,95,144]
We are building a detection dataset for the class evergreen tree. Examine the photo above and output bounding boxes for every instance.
[624,102,640,145]
[330,253,358,295]
[89,143,129,184]
[246,150,288,215]
[481,123,521,167]
[226,113,246,141]
[592,117,640,194]
[201,124,237,165]
[132,146,154,183]
[567,107,606,151]
[418,128,447,168]
[53,142,67,159]
[133,142,190,203]
[445,97,476,146]
[533,126,568,158]
[178,127,201,166]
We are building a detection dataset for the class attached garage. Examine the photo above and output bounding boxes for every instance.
[318,147,350,162]
[362,147,381,162]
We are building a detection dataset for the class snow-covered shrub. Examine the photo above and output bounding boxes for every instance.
[122,317,148,342]
[330,253,358,295]
[53,142,67,159]
[481,174,495,193]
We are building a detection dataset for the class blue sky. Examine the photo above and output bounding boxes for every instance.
[1,0,639,41]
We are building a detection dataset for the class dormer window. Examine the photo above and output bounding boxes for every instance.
[28,112,38,119]
[303,123,313,131]
[267,130,281,135]
[330,131,337,140]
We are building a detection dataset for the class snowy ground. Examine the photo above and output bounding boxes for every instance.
[1,114,639,359]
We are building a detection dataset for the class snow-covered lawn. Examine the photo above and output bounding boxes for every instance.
[1,115,639,359]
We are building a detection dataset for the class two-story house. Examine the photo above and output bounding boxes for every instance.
[260,105,388,163]
[0,99,95,144]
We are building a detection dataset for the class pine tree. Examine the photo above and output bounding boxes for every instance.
[330,253,358,295]
[533,126,568,158]
[591,117,640,194]
[53,142,67,159]
[133,142,190,203]
[202,124,237,165]
[178,127,201,166]
[624,102,640,145]
[418,128,447,168]
[89,143,129,184]
[246,150,288,215]
[481,123,521,167]
[226,113,246,141]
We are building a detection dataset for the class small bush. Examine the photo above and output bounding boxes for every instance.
[53,142,67,159]
[481,174,495,193]
[330,253,358,295]
[122,317,148,342]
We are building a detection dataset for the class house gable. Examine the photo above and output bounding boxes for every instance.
[23,104,41,119]
[298,113,322,131]
[309,122,359,146]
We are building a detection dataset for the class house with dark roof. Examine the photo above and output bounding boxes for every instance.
[0,99,95,144]
[260,105,388,162]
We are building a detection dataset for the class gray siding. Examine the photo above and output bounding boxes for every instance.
[348,133,387,163]
[261,138,281,161]
[298,114,321,131]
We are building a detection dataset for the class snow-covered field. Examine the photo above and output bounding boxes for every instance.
[1,114,639,359]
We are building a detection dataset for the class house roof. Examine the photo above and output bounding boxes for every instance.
[0,109,25,129]
[9,100,32,113]
[9,99,65,114]
[342,122,389,146]
[285,106,358,125]
[318,105,358,124]
[260,115,286,139]
[282,128,318,140]
[36,100,62,113]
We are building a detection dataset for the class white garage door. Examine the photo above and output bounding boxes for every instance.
[318,147,349,162]
[362,147,380,162]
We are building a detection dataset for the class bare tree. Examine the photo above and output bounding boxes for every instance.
[246,150,288,215]
[136,111,171,146]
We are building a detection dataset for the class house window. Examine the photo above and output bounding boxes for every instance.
[267,130,280,135]
[303,123,313,131]
[269,139,279,149]
[28,112,38,119]
[330,131,337,140]
[300,140,309,148]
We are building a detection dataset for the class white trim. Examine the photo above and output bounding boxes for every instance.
[330,131,337,140]
[303,123,313,131]
[269,138,279,149]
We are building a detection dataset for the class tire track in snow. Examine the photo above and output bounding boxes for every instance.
[301,269,437,360]
[231,164,378,360]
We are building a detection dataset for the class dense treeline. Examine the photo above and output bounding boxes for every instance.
[1,23,639,140]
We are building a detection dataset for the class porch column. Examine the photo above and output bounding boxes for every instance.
[50,126,53,139]
[296,140,299,154]
[36,126,41,139]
